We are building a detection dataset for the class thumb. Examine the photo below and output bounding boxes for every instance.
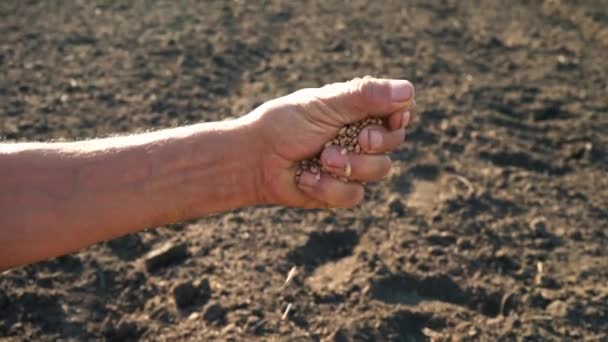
[315,76,415,122]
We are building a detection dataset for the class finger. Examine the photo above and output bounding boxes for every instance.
[387,109,411,131]
[297,171,364,208]
[358,125,405,154]
[387,99,417,130]
[315,77,415,123]
[320,147,392,181]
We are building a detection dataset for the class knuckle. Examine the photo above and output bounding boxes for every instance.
[354,77,377,104]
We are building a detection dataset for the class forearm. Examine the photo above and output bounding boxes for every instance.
[0,118,262,270]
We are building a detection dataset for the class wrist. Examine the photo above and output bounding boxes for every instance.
[223,116,267,207]
[143,118,265,222]
[235,105,292,206]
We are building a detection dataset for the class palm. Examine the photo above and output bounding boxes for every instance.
[255,91,346,207]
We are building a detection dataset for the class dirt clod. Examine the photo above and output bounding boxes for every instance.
[388,196,406,217]
[172,279,211,310]
[202,301,227,324]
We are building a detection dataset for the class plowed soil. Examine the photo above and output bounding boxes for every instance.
[1,0,607,340]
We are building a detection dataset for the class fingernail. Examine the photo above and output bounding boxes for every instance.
[322,148,348,169]
[298,171,318,189]
[369,130,383,151]
[390,80,414,103]
[401,111,411,129]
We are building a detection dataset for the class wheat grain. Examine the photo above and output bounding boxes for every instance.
[296,118,383,182]
[283,266,297,288]
[281,303,292,320]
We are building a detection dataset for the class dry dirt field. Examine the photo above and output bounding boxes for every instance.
[1,0,607,340]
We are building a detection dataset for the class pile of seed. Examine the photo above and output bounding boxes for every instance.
[295,117,384,182]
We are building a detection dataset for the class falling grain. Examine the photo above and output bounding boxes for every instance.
[281,303,292,320]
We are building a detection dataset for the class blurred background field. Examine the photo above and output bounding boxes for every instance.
[1,0,607,340]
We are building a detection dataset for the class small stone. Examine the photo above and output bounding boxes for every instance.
[203,301,227,324]
[188,312,200,321]
[144,241,189,271]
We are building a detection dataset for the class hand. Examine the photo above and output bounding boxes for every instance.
[247,76,417,208]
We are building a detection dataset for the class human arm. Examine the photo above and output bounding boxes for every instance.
[0,77,416,270]
[0,119,263,270]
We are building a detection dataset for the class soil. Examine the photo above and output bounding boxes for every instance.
[1,0,607,341]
